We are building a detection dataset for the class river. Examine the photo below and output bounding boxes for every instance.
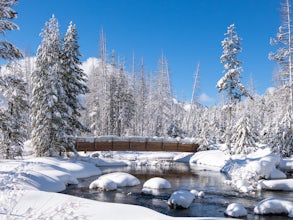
[62,162,293,219]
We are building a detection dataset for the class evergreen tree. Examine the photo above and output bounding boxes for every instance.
[271,111,293,157]
[231,114,258,154]
[0,0,24,159]
[61,21,89,152]
[216,24,251,152]
[31,15,68,157]
[0,75,28,159]
[0,0,22,60]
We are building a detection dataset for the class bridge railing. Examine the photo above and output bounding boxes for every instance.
[75,136,199,152]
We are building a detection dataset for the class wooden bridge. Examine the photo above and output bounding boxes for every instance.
[75,136,199,152]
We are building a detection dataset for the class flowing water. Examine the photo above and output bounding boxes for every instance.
[62,162,293,219]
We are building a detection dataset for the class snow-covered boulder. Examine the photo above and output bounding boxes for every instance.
[225,203,247,217]
[89,177,117,191]
[189,150,230,171]
[258,179,293,191]
[143,177,171,189]
[168,190,195,209]
[190,189,205,198]
[89,172,140,191]
[254,198,293,217]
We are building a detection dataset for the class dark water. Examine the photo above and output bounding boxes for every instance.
[62,162,293,219]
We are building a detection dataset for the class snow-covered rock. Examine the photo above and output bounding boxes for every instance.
[168,190,195,209]
[254,198,293,217]
[89,177,117,191]
[190,189,205,198]
[225,203,247,217]
[258,179,293,191]
[89,172,140,191]
[143,177,171,189]
[189,150,230,171]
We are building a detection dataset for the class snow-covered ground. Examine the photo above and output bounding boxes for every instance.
[2,141,293,219]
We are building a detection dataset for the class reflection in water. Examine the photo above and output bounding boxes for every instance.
[62,162,292,219]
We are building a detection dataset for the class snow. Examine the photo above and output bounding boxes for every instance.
[190,189,205,198]
[143,177,171,189]
[168,190,195,209]
[190,150,230,171]
[221,147,291,193]
[280,157,293,172]
[141,177,171,195]
[254,198,293,217]
[0,94,8,111]
[4,143,293,219]
[225,203,247,217]
[77,135,198,146]
[89,172,140,190]
[0,157,101,193]
[258,179,293,191]
[89,177,117,191]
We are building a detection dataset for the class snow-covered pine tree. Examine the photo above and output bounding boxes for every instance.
[0,74,29,159]
[216,24,251,152]
[61,21,89,152]
[0,0,24,159]
[31,15,69,157]
[230,114,258,155]
[0,0,22,60]
[271,111,293,157]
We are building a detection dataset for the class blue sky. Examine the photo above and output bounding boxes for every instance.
[7,0,281,105]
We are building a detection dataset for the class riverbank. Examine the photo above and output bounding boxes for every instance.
[2,142,293,219]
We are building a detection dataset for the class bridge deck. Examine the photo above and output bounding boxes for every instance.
[75,137,199,152]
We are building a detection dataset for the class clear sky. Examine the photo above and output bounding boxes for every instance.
[7,0,282,105]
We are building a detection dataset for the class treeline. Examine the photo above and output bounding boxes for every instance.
[1,0,293,159]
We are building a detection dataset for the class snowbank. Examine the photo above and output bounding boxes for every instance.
[1,190,166,220]
[190,150,230,171]
[258,179,293,191]
[254,198,293,217]
[89,172,140,190]
[221,148,289,193]
[0,158,101,193]
[1,190,235,220]
[26,157,102,179]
